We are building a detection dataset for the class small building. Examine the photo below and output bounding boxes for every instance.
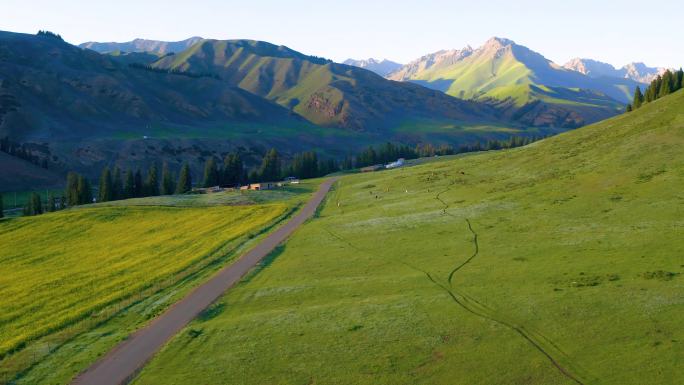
[360,164,384,173]
[284,176,300,184]
[243,182,277,191]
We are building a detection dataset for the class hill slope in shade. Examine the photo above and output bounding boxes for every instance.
[133,90,684,385]
[79,36,204,55]
[0,152,63,192]
[388,37,639,127]
[342,58,402,76]
[0,31,339,178]
[150,39,501,130]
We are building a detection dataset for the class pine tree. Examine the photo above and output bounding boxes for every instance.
[112,167,123,200]
[659,70,674,98]
[222,153,243,187]
[161,162,175,195]
[98,167,113,202]
[65,172,80,207]
[625,103,632,113]
[0,193,4,218]
[124,169,135,199]
[676,68,684,91]
[202,157,219,187]
[46,192,56,212]
[176,163,192,194]
[632,86,644,109]
[146,163,159,196]
[24,192,43,216]
[77,175,92,205]
[134,169,144,197]
[259,149,281,181]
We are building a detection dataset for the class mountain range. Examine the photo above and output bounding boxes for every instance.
[562,58,667,83]
[2,31,670,190]
[79,37,204,56]
[382,37,641,127]
[341,58,402,77]
[1,31,528,188]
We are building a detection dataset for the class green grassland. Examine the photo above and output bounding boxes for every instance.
[132,91,684,385]
[0,181,320,385]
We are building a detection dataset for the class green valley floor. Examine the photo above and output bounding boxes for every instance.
[131,91,684,385]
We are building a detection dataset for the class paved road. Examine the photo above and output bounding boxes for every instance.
[71,178,337,385]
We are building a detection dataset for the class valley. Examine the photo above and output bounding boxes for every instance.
[0,6,682,384]
[130,88,684,385]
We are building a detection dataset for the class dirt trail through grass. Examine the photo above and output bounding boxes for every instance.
[431,177,588,384]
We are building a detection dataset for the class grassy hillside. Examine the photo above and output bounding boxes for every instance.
[1,32,551,187]
[389,38,636,128]
[133,90,683,385]
[151,39,504,130]
[0,180,321,385]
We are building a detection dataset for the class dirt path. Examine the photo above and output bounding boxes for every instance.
[71,178,337,385]
[432,178,587,384]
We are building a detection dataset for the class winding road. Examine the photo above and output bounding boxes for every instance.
[71,178,337,385]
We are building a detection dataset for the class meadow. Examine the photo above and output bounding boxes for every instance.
[132,91,683,384]
[0,181,319,385]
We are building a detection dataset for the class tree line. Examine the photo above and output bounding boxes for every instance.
[627,69,683,112]
[36,30,63,40]
[14,135,543,217]
[354,136,545,168]
[128,63,222,80]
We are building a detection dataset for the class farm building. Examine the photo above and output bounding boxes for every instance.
[240,182,277,191]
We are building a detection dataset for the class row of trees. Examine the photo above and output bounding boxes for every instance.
[627,69,683,112]
[354,136,544,168]
[94,163,193,204]
[11,135,545,217]
[36,30,63,40]
[128,63,221,80]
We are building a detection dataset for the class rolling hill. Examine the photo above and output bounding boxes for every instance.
[2,32,536,185]
[150,39,500,131]
[133,89,684,385]
[388,37,640,127]
[0,31,324,180]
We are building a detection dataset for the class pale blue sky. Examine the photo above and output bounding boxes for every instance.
[3,0,682,68]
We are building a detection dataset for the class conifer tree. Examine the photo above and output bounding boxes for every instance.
[223,153,244,187]
[112,167,123,200]
[659,70,673,98]
[98,167,113,202]
[632,86,644,109]
[65,172,80,207]
[77,175,92,204]
[24,192,43,216]
[124,169,135,199]
[676,69,684,91]
[146,163,160,196]
[202,157,219,187]
[46,192,56,212]
[259,148,281,181]
[625,103,632,113]
[134,169,144,197]
[161,162,175,195]
[176,163,192,194]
